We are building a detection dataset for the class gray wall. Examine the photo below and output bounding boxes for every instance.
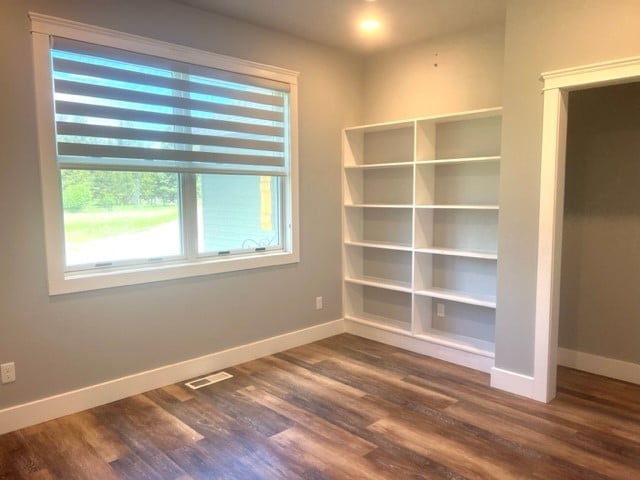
[559,82,640,365]
[496,0,640,375]
[0,0,362,408]
[363,23,505,123]
[4,0,640,410]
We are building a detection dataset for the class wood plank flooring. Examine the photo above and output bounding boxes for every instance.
[1,333,640,479]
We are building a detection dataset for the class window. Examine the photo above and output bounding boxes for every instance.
[30,13,299,294]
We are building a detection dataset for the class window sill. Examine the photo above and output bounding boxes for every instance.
[49,250,299,295]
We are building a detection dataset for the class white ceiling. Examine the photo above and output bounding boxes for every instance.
[176,0,506,54]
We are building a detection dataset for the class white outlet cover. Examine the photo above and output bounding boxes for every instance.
[1,362,16,384]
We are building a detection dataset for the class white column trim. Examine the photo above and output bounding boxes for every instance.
[533,87,567,402]
[490,367,535,398]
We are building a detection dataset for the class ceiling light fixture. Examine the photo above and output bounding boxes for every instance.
[360,18,381,31]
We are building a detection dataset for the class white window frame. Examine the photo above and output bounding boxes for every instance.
[30,13,300,295]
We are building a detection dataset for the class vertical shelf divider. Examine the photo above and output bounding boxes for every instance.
[410,121,418,335]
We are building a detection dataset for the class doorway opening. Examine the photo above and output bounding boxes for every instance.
[533,56,640,402]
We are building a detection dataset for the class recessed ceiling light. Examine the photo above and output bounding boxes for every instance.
[360,18,381,31]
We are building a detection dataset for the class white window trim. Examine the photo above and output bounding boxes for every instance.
[30,12,300,295]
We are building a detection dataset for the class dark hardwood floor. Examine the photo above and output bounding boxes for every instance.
[1,333,640,479]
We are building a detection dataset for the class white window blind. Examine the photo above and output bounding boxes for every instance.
[51,37,290,175]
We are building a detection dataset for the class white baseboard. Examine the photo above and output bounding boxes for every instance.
[344,319,494,373]
[0,319,345,435]
[558,348,640,386]
[490,366,535,399]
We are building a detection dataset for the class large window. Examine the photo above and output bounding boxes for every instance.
[30,14,299,294]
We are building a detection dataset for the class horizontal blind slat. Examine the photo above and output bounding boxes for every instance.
[58,143,284,166]
[55,101,285,137]
[54,79,283,122]
[57,122,285,153]
[53,57,285,107]
[58,156,287,176]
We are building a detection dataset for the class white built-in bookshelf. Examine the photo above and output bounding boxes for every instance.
[342,108,502,372]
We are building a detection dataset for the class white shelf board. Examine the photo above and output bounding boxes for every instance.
[344,161,414,170]
[343,314,412,335]
[414,247,497,260]
[415,204,499,210]
[415,155,501,166]
[344,275,412,293]
[344,119,415,133]
[419,106,503,124]
[413,329,495,358]
[345,203,413,209]
[345,107,502,132]
[344,240,413,252]
[414,287,497,308]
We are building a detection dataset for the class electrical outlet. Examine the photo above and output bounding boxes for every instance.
[315,296,323,310]
[436,303,445,318]
[1,362,16,384]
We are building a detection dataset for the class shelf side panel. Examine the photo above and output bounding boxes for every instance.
[343,205,364,244]
[344,243,364,281]
[414,294,433,332]
[343,167,364,205]
[416,120,436,162]
[343,129,364,167]
[415,163,435,205]
[414,208,434,249]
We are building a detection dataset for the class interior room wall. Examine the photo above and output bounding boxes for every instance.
[559,82,640,365]
[362,23,505,124]
[4,0,640,414]
[496,0,640,376]
[0,0,363,409]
